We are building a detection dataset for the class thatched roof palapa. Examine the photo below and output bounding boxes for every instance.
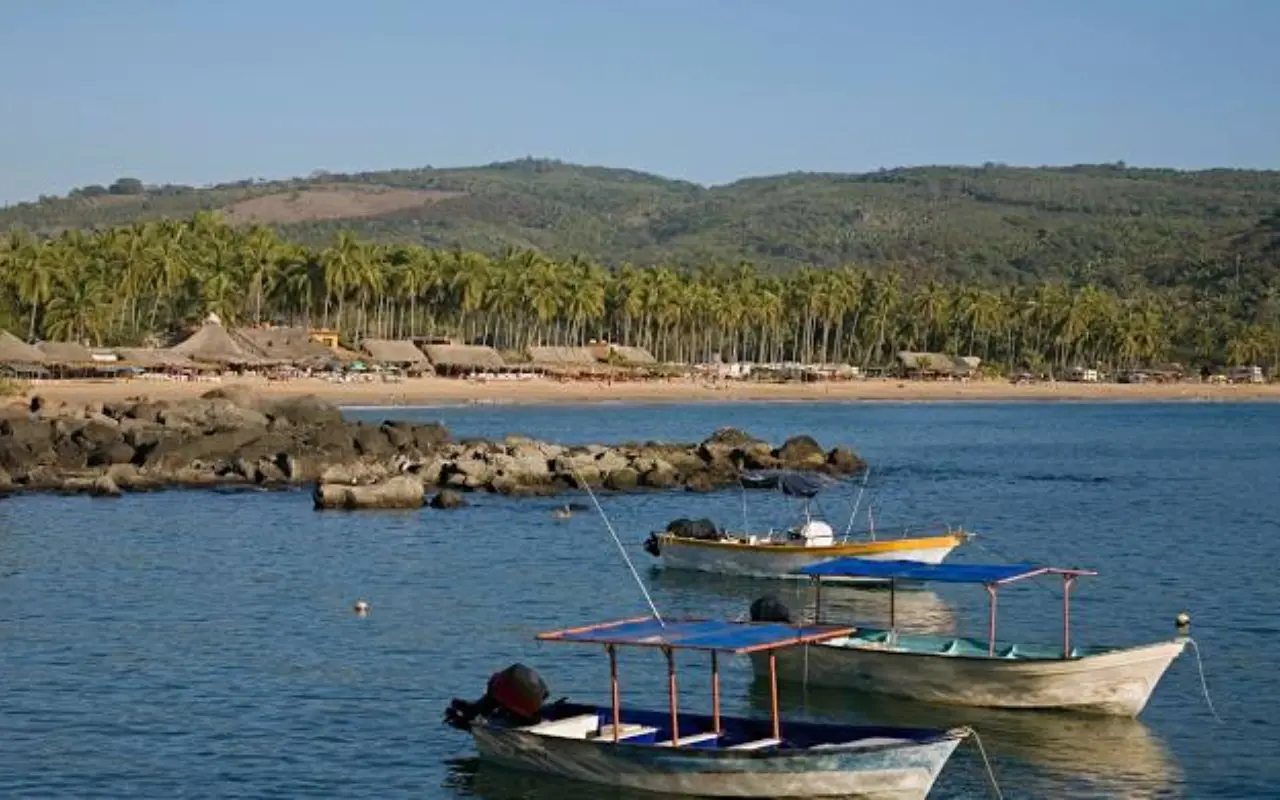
[423,344,506,370]
[361,339,430,366]
[527,346,599,366]
[608,345,657,365]
[897,351,976,376]
[0,330,47,364]
[114,348,198,369]
[171,320,269,365]
[36,341,96,365]
[233,326,337,363]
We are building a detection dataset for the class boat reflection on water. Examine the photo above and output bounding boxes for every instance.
[648,568,958,634]
[747,684,1182,798]
[444,756,656,800]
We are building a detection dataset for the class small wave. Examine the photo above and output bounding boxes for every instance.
[1017,473,1112,484]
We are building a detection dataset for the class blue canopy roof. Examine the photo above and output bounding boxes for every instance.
[799,558,1095,584]
[537,617,855,654]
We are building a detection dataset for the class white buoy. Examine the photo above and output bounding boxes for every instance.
[1175,611,1191,632]
[353,600,370,616]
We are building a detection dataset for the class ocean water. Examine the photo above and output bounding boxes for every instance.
[2,401,1277,799]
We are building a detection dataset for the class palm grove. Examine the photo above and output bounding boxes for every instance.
[1,211,1278,374]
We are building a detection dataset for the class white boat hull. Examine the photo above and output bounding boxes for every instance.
[471,725,962,799]
[653,534,963,581]
[755,638,1187,717]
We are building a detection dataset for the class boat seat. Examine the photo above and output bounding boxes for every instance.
[728,737,781,751]
[999,645,1020,659]
[525,713,601,739]
[657,732,721,748]
[593,723,660,743]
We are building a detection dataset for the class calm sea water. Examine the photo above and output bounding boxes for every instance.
[3,401,1278,799]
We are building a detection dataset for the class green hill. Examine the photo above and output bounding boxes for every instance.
[5,158,1280,291]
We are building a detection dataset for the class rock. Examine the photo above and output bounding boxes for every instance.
[90,474,122,498]
[640,464,679,489]
[604,467,640,491]
[125,402,168,423]
[313,475,426,510]
[352,423,395,457]
[380,422,415,451]
[87,442,136,467]
[201,385,264,410]
[826,446,865,475]
[0,467,12,491]
[774,435,826,469]
[160,397,269,433]
[684,472,716,493]
[320,462,389,485]
[106,463,147,490]
[1,417,53,450]
[739,441,779,470]
[412,422,451,451]
[703,427,758,448]
[267,395,343,427]
[429,488,467,509]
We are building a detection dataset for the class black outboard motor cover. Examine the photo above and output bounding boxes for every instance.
[749,595,793,623]
[445,663,550,731]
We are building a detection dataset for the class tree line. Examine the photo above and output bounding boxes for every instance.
[0,211,1277,374]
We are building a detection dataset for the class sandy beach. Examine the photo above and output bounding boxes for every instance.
[13,375,1280,408]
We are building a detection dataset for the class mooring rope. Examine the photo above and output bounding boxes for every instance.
[574,467,665,625]
[954,727,1004,800]
[1184,636,1223,723]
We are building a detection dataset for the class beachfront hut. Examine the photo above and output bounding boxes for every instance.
[35,340,99,377]
[897,351,975,380]
[233,326,338,367]
[608,345,657,365]
[527,346,598,366]
[0,330,47,365]
[114,348,199,371]
[422,344,505,376]
[361,339,432,372]
[171,319,269,368]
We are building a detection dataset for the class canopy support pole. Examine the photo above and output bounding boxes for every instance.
[1062,575,1076,659]
[813,576,824,624]
[608,645,620,742]
[986,585,998,656]
[711,651,721,734]
[889,578,897,632]
[768,650,781,741]
[665,647,680,746]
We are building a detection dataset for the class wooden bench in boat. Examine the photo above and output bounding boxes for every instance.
[813,737,910,751]
[525,713,601,739]
[656,732,721,748]
[728,737,781,751]
[592,723,660,743]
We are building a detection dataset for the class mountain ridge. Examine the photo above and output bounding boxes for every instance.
[4,157,1280,289]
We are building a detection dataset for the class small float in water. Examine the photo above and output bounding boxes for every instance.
[444,616,973,798]
[644,471,969,580]
[751,558,1189,717]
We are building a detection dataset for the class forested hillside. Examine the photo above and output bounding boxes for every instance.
[1,159,1279,372]
[4,158,1280,291]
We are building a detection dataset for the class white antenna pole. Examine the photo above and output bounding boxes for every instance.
[842,466,872,541]
[740,478,750,534]
[868,502,877,541]
[574,468,665,625]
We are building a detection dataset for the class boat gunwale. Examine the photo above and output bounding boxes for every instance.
[654,532,966,555]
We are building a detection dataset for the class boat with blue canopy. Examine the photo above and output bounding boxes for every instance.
[644,470,969,580]
[445,615,971,798]
[748,558,1188,716]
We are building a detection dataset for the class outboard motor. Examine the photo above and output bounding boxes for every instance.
[643,533,661,557]
[749,595,793,624]
[444,663,550,731]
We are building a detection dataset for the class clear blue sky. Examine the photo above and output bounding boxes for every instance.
[2,0,1277,204]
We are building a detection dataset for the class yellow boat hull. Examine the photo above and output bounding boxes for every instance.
[651,533,966,580]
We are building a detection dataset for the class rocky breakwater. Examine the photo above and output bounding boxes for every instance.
[0,390,866,508]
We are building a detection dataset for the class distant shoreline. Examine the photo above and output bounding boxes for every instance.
[12,376,1280,410]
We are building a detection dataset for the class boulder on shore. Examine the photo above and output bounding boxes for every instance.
[313,475,426,510]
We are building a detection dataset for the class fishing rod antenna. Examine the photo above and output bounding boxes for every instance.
[573,467,665,626]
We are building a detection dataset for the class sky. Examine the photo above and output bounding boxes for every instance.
[2,0,1278,204]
